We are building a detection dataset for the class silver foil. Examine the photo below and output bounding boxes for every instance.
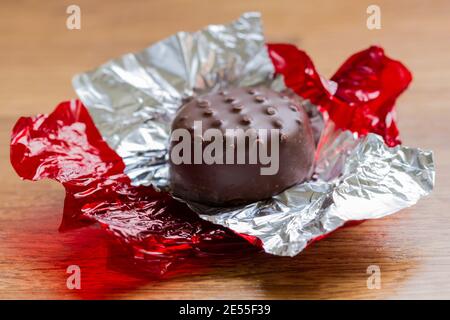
[73,12,282,189]
[73,13,435,257]
[195,123,434,256]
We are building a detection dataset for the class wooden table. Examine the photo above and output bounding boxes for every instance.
[1,0,449,299]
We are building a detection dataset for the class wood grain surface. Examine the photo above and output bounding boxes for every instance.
[1,0,449,299]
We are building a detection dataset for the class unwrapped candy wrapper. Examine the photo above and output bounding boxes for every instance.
[10,13,434,274]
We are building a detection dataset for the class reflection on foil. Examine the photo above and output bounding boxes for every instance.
[73,12,282,189]
[73,12,434,257]
[193,129,434,256]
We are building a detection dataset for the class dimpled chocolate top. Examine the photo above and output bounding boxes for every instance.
[169,86,315,206]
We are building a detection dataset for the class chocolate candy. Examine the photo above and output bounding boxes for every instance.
[169,87,315,206]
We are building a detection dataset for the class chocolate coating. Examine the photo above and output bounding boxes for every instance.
[169,87,315,206]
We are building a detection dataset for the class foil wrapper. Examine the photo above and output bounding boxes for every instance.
[71,12,434,257]
[73,12,284,189]
[11,13,435,265]
[194,124,434,255]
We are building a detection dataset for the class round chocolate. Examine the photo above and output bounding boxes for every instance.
[169,87,315,206]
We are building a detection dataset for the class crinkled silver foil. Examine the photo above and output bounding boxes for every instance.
[195,124,434,256]
[73,12,282,189]
[73,12,435,257]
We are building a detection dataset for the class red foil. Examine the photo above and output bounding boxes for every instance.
[11,101,259,273]
[10,44,412,273]
[268,44,412,146]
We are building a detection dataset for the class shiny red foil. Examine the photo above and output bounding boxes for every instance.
[268,44,412,146]
[10,44,412,274]
[11,101,260,274]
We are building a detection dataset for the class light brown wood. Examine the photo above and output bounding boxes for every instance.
[1,0,449,299]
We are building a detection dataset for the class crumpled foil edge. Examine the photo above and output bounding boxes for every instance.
[194,127,434,256]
